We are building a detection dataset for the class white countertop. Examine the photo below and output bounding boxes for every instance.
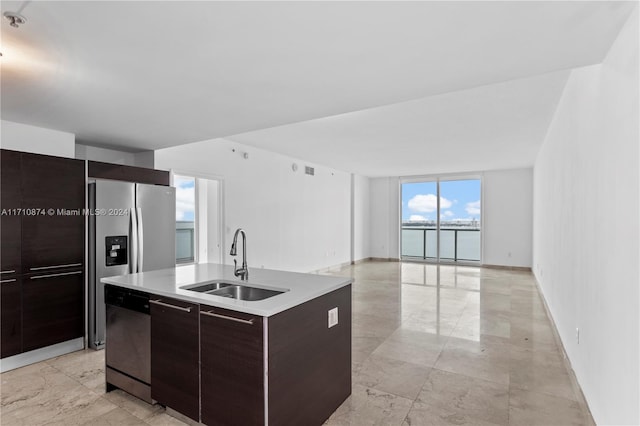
[101,263,352,317]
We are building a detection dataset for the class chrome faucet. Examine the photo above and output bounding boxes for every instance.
[230,228,248,280]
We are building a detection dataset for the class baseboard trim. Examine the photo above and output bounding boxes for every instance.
[482,263,531,272]
[367,257,400,263]
[309,260,352,274]
[0,338,84,373]
[532,275,596,425]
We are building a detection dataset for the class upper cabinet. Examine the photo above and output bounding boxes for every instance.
[1,150,22,275]
[88,160,170,186]
[20,152,85,272]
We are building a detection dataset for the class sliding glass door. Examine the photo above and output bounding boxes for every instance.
[401,178,481,263]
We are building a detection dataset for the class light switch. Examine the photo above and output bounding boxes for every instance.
[328,307,338,328]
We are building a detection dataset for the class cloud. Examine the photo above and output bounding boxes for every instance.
[408,214,427,222]
[440,211,455,220]
[407,194,452,213]
[465,200,481,216]
[175,177,195,221]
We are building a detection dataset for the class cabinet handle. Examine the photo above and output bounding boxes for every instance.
[30,263,82,271]
[30,270,83,280]
[200,310,254,325]
[1,270,16,274]
[150,299,192,313]
[0,278,17,284]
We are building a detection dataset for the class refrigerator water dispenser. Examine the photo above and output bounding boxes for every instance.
[106,236,128,266]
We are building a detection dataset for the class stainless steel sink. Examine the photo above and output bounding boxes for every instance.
[208,285,285,301]
[180,282,286,301]
[180,282,235,294]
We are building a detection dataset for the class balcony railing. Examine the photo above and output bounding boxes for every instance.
[176,221,195,263]
[401,227,480,262]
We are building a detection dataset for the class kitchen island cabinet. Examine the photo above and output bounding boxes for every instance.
[201,306,264,425]
[103,263,352,426]
[150,296,200,421]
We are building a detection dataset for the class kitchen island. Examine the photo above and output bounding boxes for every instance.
[102,263,352,426]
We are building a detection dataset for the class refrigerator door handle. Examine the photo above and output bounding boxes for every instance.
[137,207,144,272]
[130,207,138,274]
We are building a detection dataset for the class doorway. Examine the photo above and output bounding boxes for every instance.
[172,172,224,265]
[401,177,481,263]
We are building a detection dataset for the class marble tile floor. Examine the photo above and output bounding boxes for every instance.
[1,261,594,425]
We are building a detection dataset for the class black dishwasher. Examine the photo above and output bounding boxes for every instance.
[105,284,153,403]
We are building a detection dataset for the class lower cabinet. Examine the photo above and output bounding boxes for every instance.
[200,306,264,426]
[1,276,22,358]
[22,270,84,352]
[150,296,200,422]
[145,285,352,426]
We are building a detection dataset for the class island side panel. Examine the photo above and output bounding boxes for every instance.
[268,284,352,426]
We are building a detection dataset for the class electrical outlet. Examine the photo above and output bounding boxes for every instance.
[328,307,338,328]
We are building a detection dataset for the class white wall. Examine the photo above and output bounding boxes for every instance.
[156,138,351,273]
[75,144,136,165]
[205,179,222,263]
[369,172,532,266]
[133,151,155,169]
[533,7,638,425]
[197,179,209,264]
[483,168,532,267]
[1,120,75,158]
[75,143,155,168]
[369,177,400,259]
[353,174,371,262]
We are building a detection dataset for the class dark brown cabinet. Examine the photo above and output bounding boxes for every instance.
[88,160,170,186]
[1,277,22,358]
[150,297,200,422]
[132,285,351,426]
[20,152,84,273]
[0,149,85,358]
[1,150,23,358]
[267,285,352,426]
[1,150,22,276]
[22,271,84,351]
[200,306,264,426]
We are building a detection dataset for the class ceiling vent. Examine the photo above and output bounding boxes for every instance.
[304,166,315,176]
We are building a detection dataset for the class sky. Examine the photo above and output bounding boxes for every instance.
[175,175,195,221]
[401,179,481,222]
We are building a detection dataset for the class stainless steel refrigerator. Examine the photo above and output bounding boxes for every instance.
[88,180,176,349]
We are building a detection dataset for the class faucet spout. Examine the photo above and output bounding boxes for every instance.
[230,228,248,280]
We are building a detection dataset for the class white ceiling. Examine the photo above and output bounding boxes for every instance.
[230,70,571,177]
[1,1,635,175]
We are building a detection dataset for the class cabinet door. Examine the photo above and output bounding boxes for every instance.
[22,270,84,352]
[20,153,84,273]
[1,277,22,358]
[1,150,21,275]
[150,297,200,422]
[200,306,264,426]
